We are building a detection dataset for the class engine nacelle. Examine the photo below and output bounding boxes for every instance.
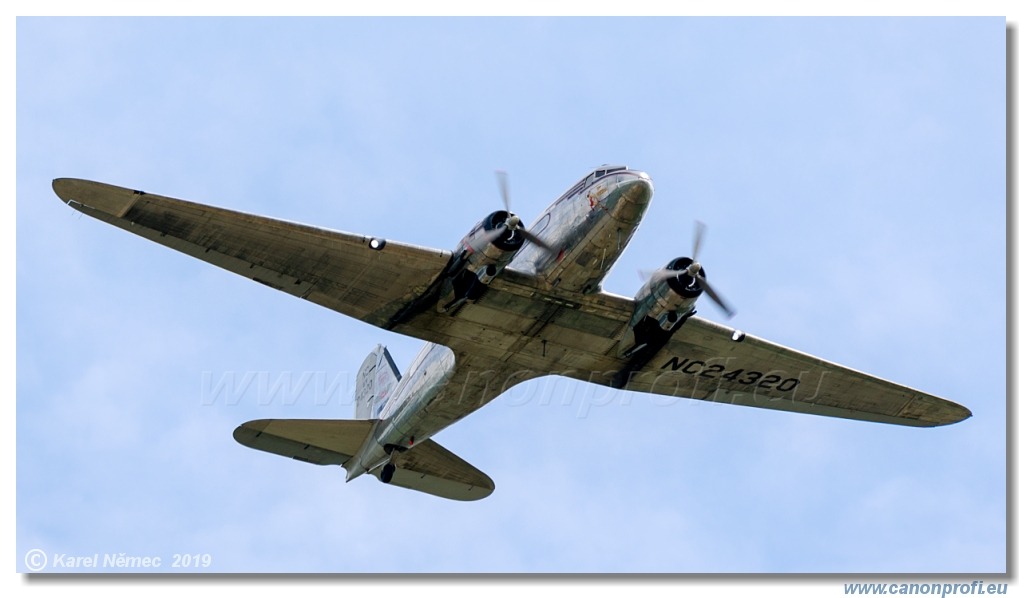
[630,257,705,332]
[438,211,526,313]
[613,257,706,363]
[458,210,526,275]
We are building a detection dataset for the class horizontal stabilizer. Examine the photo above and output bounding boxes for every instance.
[374,439,494,501]
[233,419,376,467]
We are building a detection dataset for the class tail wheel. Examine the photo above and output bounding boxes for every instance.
[381,463,396,484]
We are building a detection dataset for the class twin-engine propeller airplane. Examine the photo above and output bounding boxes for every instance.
[53,165,971,501]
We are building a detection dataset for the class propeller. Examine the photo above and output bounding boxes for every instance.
[470,171,556,255]
[684,220,735,317]
[641,221,736,319]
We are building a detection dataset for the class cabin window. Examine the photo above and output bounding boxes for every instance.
[532,213,551,235]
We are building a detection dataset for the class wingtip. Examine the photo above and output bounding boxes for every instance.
[957,406,973,423]
[951,400,973,424]
[49,177,140,217]
[52,177,75,204]
[932,402,973,427]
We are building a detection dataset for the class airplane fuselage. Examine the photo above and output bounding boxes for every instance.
[512,167,653,293]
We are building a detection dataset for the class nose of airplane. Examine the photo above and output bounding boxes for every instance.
[614,171,654,206]
[599,170,653,224]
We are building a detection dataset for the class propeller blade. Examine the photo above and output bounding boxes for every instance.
[493,169,558,257]
[467,226,507,254]
[696,275,735,319]
[639,268,682,284]
[692,220,706,262]
[521,229,557,256]
[496,170,511,214]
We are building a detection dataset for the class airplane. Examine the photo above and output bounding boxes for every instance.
[51,165,971,501]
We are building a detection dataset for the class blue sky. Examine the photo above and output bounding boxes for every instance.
[16,17,1005,575]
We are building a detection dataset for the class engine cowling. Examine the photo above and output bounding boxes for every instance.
[630,257,705,333]
[606,256,708,381]
[458,210,526,275]
[438,211,527,313]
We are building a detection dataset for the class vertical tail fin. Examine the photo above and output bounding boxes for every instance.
[354,344,401,419]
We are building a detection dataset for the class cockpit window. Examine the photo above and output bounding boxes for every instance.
[554,165,629,202]
[592,166,627,180]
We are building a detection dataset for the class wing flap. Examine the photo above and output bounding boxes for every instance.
[233,419,376,466]
[374,439,494,501]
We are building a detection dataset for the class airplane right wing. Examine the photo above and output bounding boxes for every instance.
[52,178,453,330]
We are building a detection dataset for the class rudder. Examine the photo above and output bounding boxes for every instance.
[354,344,401,419]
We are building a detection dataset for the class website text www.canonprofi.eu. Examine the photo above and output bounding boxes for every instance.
[843,582,1008,597]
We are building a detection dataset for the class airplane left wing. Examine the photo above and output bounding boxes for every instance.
[614,316,972,427]
[52,178,452,329]
[460,275,971,428]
